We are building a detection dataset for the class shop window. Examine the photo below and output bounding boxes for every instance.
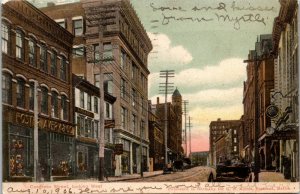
[50,51,57,76]
[80,91,84,108]
[61,95,68,121]
[41,87,48,114]
[87,94,92,111]
[104,73,113,94]
[94,97,98,113]
[15,30,24,60]
[16,78,25,108]
[77,151,87,172]
[2,23,9,54]
[28,39,36,67]
[2,73,12,104]
[40,44,47,72]
[60,56,67,81]
[51,91,58,118]
[29,82,34,110]
[73,18,83,36]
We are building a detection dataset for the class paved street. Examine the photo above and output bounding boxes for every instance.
[124,166,211,182]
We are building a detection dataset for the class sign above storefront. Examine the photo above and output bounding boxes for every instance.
[271,130,297,140]
[14,111,74,136]
[75,107,94,118]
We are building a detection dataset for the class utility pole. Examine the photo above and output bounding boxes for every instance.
[33,80,39,182]
[139,123,143,177]
[182,100,189,157]
[159,70,174,165]
[187,116,192,158]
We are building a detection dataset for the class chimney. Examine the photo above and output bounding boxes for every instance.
[157,97,159,104]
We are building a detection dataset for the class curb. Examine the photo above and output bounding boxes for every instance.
[107,172,164,182]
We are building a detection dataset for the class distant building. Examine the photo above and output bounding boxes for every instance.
[190,151,209,166]
[209,119,241,166]
[155,88,184,162]
[2,1,74,181]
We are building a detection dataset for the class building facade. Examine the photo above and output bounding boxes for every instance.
[2,1,74,181]
[209,119,241,166]
[40,0,152,176]
[155,89,183,162]
[272,0,298,181]
[190,151,209,166]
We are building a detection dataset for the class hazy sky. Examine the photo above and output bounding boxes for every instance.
[131,0,280,152]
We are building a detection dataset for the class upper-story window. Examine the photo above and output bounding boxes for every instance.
[131,62,137,80]
[55,19,66,29]
[73,45,84,58]
[61,95,68,121]
[60,56,67,81]
[16,78,25,108]
[94,74,100,87]
[29,82,34,110]
[105,102,112,119]
[41,87,48,114]
[132,114,136,134]
[120,50,126,69]
[2,23,9,54]
[104,73,113,94]
[87,94,92,111]
[121,107,126,129]
[73,18,83,36]
[29,39,36,67]
[16,30,24,61]
[93,44,100,62]
[40,44,47,72]
[51,91,58,118]
[80,91,84,108]
[2,73,12,104]
[121,78,126,99]
[103,43,113,61]
[50,51,57,76]
[94,97,98,113]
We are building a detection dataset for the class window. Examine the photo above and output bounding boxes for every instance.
[41,87,48,114]
[56,20,66,28]
[103,43,113,61]
[51,91,58,118]
[16,78,25,108]
[2,23,9,54]
[234,129,237,135]
[40,45,47,72]
[61,95,68,120]
[121,107,126,128]
[16,30,24,60]
[28,39,36,67]
[77,116,85,136]
[94,74,100,87]
[85,119,93,138]
[80,91,84,108]
[93,44,100,62]
[2,73,12,104]
[104,73,113,94]
[234,146,237,152]
[73,19,83,36]
[131,63,137,80]
[105,102,112,119]
[94,97,98,113]
[131,88,137,107]
[73,46,84,58]
[60,56,67,81]
[120,50,126,69]
[121,78,126,99]
[94,121,99,138]
[29,82,34,110]
[141,120,145,139]
[104,128,110,142]
[87,94,92,111]
[234,138,237,143]
[132,114,136,134]
[50,51,57,76]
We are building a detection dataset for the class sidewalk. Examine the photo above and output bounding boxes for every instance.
[107,170,164,182]
[259,170,291,182]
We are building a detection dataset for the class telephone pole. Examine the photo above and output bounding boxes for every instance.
[182,100,189,156]
[33,80,39,182]
[159,70,175,165]
[187,116,192,158]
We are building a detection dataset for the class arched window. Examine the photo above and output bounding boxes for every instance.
[61,95,68,120]
[40,44,47,72]
[60,56,67,81]
[15,30,24,61]
[2,73,12,104]
[2,23,9,54]
[51,91,58,118]
[16,78,25,108]
[41,87,48,114]
[28,39,36,67]
[50,51,57,76]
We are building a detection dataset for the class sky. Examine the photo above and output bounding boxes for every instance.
[6,0,281,153]
[130,0,280,153]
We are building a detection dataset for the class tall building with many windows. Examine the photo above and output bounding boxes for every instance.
[2,1,74,181]
[40,0,152,176]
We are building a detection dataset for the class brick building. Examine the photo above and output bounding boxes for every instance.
[190,151,209,166]
[2,1,74,181]
[155,88,183,162]
[209,119,241,166]
[40,0,152,176]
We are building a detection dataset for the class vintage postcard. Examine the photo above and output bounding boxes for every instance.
[1,0,299,193]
